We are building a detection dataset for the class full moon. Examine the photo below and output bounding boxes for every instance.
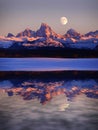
[60,17,68,25]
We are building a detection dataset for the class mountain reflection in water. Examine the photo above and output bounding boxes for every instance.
[0,77,98,130]
[0,79,98,104]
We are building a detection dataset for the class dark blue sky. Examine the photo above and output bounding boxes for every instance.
[0,0,98,36]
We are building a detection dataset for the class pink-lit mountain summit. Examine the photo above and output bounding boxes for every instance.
[0,23,98,49]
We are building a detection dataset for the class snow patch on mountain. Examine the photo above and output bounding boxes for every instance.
[0,40,13,48]
[23,38,64,48]
[69,43,97,49]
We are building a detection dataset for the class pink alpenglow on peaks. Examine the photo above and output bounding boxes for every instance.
[36,23,60,38]
[0,23,98,50]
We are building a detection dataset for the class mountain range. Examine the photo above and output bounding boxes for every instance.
[0,23,98,50]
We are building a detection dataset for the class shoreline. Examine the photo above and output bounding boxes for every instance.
[0,71,98,79]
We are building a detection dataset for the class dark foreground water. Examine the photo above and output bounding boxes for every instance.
[0,73,98,130]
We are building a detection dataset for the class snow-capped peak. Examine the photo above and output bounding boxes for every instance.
[7,33,15,38]
[36,23,60,38]
[41,23,49,27]
[0,23,98,50]
[85,30,98,38]
[16,28,36,37]
[65,28,81,39]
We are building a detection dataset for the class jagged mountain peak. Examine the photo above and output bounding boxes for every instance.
[16,28,36,37]
[41,23,50,27]
[39,23,53,33]
[67,28,80,35]
[7,33,15,38]
[36,23,59,38]
[85,30,98,37]
[24,28,31,31]
[95,30,98,34]
[65,28,81,39]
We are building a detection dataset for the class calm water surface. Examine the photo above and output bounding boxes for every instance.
[0,58,98,71]
[0,77,98,130]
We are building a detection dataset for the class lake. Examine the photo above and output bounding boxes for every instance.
[0,58,98,71]
[0,58,98,130]
[0,72,98,130]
